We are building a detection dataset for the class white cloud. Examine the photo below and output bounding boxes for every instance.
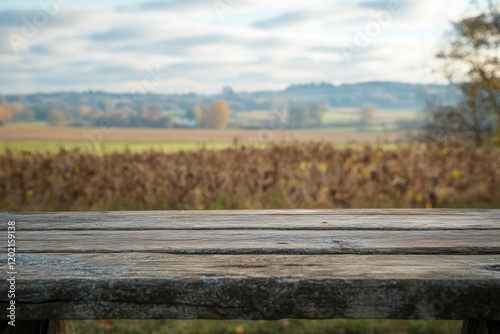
[0,0,469,93]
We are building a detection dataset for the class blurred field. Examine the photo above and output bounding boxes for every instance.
[0,140,234,154]
[2,143,499,211]
[0,125,411,147]
[74,318,462,334]
[321,107,421,124]
[233,108,422,129]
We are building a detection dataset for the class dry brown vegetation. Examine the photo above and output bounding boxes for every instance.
[1,143,499,211]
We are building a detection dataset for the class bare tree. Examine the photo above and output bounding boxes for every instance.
[426,0,500,145]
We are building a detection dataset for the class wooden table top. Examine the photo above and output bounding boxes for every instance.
[1,209,500,320]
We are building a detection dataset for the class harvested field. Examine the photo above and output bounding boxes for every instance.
[0,125,413,144]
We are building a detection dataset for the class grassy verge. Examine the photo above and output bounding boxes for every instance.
[0,139,410,155]
[0,140,235,154]
[74,319,462,334]
[4,121,48,127]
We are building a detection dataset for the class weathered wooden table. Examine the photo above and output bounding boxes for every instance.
[1,210,500,334]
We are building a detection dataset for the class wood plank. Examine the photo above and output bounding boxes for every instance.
[7,229,500,254]
[5,253,500,280]
[2,210,499,231]
[0,253,499,320]
[2,210,499,321]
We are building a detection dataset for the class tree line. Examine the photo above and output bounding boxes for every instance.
[0,99,234,129]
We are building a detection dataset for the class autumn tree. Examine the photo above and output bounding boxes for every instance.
[47,109,66,126]
[427,0,500,145]
[186,105,203,124]
[0,105,13,125]
[201,100,231,129]
[0,108,6,126]
[9,102,25,119]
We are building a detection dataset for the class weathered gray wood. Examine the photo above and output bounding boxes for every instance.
[6,253,500,280]
[1,210,499,322]
[2,210,499,231]
[8,229,500,254]
[1,253,499,320]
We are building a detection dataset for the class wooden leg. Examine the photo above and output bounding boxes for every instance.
[1,320,74,334]
[47,321,74,334]
[462,320,500,334]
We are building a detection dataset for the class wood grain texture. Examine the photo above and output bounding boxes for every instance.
[1,210,499,321]
[1,253,499,320]
[7,229,500,254]
[2,210,499,231]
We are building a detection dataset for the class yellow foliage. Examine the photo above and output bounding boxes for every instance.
[201,99,231,129]
[234,325,245,334]
[415,194,423,203]
[450,169,461,179]
[494,122,500,146]
[9,102,25,114]
[191,105,203,123]
[317,163,327,174]
[26,189,34,201]
[0,106,13,124]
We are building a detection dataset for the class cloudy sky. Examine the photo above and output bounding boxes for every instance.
[0,0,469,94]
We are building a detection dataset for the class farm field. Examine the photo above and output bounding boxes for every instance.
[234,107,422,128]
[322,107,422,124]
[2,143,499,211]
[0,125,411,142]
[0,125,415,153]
[0,140,234,154]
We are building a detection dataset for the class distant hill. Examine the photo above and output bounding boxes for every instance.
[277,81,461,109]
[3,81,461,113]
